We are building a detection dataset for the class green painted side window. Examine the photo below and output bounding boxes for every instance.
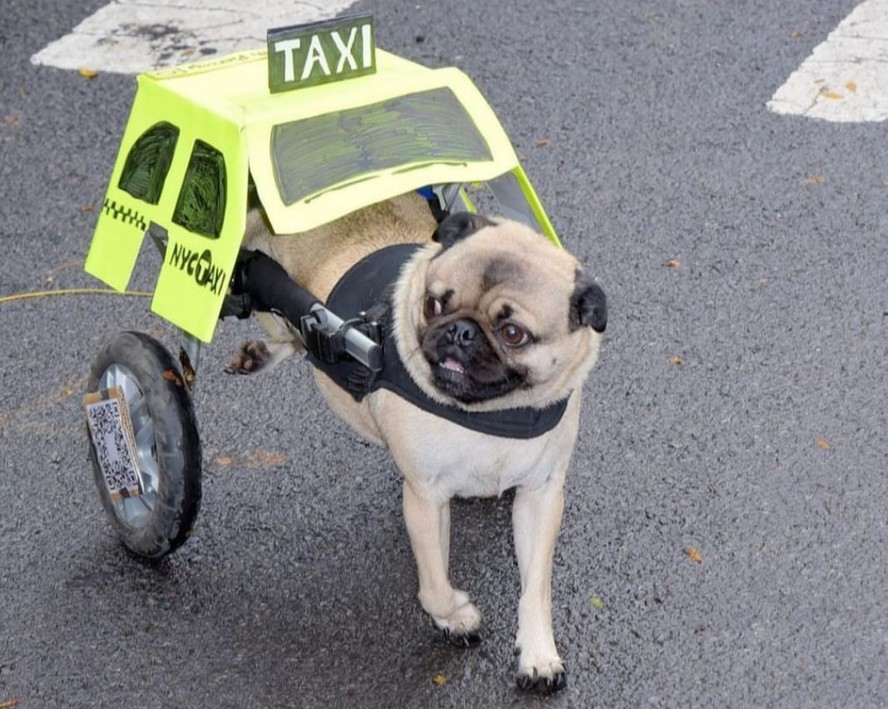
[270,87,492,206]
[118,122,180,204]
[172,140,227,239]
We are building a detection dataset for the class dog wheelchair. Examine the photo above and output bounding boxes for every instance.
[83,14,563,558]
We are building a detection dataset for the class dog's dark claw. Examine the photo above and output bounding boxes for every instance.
[442,627,481,648]
[516,669,567,695]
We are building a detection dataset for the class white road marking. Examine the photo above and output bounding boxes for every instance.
[30,0,359,75]
[768,0,888,122]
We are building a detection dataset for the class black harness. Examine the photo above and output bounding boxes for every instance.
[307,244,569,439]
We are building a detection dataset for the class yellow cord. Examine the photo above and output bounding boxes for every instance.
[0,288,153,305]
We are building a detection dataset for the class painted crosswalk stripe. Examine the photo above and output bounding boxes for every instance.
[30,0,359,75]
[768,0,888,122]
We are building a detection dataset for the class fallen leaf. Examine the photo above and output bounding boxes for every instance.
[535,138,550,147]
[819,89,844,100]
[432,673,448,686]
[162,369,183,387]
[686,547,703,564]
[215,456,233,467]
[665,258,681,269]
[816,437,832,450]
[801,175,826,186]
[789,30,805,38]
[845,81,858,93]
[81,203,95,213]
[670,355,685,366]
[590,594,606,610]
[0,698,20,709]
[78,67,99,79]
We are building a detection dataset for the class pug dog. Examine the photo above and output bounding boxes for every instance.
[233,192,607,693]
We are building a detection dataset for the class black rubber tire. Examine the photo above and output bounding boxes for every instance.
[87,331,202,558]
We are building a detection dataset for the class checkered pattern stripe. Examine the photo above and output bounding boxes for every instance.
[103,198,147,232]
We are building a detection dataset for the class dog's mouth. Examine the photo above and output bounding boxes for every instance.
[426,351,525,404]
[438,357,466,375]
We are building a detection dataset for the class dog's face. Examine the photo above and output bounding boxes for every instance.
[393,213,607,411]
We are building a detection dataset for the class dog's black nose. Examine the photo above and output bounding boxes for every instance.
[446,318,481,345]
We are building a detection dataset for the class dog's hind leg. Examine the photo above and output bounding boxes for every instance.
[512,481,567,693]
[225,312,302,375]
[402,481,481,646]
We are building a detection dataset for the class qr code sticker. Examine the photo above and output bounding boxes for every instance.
[84,387,142,501]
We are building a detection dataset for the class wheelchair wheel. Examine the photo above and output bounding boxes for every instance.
[85,331,202,558]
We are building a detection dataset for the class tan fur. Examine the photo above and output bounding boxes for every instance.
[244,192,437,301]
[242,194,604,692]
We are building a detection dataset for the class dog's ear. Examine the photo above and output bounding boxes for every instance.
[432,212,496,250]
[569,271,607,333]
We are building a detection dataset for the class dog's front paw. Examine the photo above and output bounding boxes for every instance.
[424,590,482,647]
[515,648,566,694]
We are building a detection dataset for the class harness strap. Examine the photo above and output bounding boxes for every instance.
[307,245,569,439]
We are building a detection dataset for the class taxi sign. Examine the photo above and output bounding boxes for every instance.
[267,13,376,93]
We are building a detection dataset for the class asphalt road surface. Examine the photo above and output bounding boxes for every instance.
[2,1,887,707]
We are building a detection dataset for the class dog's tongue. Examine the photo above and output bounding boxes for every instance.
[441,357,466,374]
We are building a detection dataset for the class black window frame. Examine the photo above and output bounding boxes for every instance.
[118,122,180,205]
[172,140,228,240]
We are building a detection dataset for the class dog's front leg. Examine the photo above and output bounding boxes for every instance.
[402,481,481,645]
[512,481,566,693]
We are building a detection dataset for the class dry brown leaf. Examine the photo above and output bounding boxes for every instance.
[78,67,99,79]
[162,369,183,387]
[686,547,703,564]
[789,30,805,38]
[815,437,832,450]
[535,138,550,147]
[81,204,95,213]
[432,673,448,686]
[0,698,20,709]
[665,258,681,269]
[819,89,844,100]
[215,456,233,467]
[801,175,826,186]
[845,81,858,93]
[670,355,685,366]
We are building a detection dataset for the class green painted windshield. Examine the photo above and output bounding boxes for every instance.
[270,87,492,205]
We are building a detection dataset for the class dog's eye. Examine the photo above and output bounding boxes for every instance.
[498,323,530,348]
[423,295,444,319]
